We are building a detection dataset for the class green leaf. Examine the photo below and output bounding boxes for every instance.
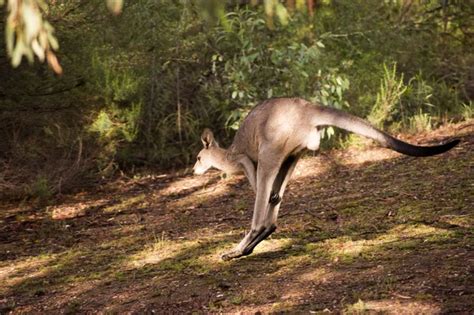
[25,47,34,64]
[43,126,53,136]
[48,32,60,51]
[275,3,289,25]
[327,126,335,138]
[267,88,273,98]
[264,0,274,17]
[6,24,14,55]
[32,39,45,61]
[22,3,42,42]
[12,41,25,68]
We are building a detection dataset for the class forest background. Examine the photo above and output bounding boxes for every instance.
[0,0,472,200]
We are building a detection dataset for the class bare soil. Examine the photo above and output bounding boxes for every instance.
[1,121,473,314]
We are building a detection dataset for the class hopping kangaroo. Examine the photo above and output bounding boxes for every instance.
[193,98,459,260]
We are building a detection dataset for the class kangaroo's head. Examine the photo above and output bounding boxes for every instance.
[193,128,220,175]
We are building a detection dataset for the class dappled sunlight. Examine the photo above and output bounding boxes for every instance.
[291,156,332,180]
[306,223,454,260]
[166,177,236,210]
[347,298,441,314]
[0,254,57,293]
[50,197,110,220]
[343,147,398,166]
[0,120,470,313]
[252,237,293,256]
[439,214,473,228]
[125,233,233,270]
[126,239,198,269]
[291,146,397,181]
[96,228,144,250]
[386,223,453,239]
[103,193,146,214]
[160,172,222,197]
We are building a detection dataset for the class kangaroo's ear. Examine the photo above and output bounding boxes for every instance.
[201,128,215,148]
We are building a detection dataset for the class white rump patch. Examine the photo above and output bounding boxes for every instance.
[306,128,321,151]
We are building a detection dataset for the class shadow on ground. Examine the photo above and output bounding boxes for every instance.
[0,123,473,313]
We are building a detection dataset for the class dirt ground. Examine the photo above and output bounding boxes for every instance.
[1,121,473,314]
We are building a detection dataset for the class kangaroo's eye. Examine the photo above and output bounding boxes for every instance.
[197,156,201,161]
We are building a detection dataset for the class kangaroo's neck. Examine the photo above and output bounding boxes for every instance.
[212,147,242,174]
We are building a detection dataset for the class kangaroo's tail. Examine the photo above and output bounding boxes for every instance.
[313,106,459,157]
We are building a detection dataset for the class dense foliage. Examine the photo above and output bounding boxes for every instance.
[0,0,472,199]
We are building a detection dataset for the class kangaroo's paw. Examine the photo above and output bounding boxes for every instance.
[221,249,244,261]
[243,224,277,255]
[221,226,269,261]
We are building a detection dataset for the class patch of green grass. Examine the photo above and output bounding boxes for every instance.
[233,199,247,212]
[301,223,458,266]
[113,270,129,282]
[229,294,243,305]
[158,259,187,272]
[344,299,367,314]
[62,271,106,283]
[272,301,294,312]
[440,215,473,228]
[103,193,146,213]
[414,292,434,301]
[396,201,437,221]
[384,239,420,251]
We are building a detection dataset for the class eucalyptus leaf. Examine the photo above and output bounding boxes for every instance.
[22,3,42,42]
[31,39,45,61]
[275,3,289,25]
[11,42,24,68]
[6,24,14,55]
[47,32,60,50]
[25,46,34,64]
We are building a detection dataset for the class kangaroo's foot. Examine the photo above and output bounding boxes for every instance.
[221,224,277,261]
[221,248,245,261]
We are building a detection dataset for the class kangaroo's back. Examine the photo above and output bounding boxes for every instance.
[230,97,458,159]
[230,98,316,160]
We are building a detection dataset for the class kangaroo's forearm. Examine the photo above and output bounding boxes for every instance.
[238,155,257,194]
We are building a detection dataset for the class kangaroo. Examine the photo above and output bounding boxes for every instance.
[193,98,459,260]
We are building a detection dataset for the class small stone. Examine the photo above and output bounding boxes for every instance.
[218,281,231,290]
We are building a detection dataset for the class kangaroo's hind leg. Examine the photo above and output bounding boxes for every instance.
[222,148,282,261]
[267,153,301,225]
[243,153,301,255]
[221,152,301,260]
